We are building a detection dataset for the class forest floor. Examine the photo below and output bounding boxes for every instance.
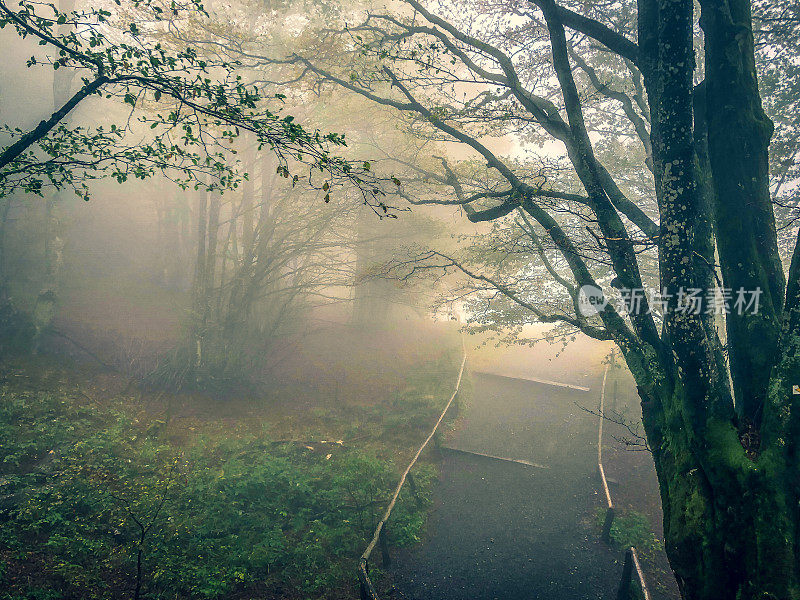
[0,322,465,600]
[1,319,680,600]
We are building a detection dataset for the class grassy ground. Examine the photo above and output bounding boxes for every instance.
[0,336,464,600]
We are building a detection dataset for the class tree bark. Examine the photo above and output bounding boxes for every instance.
[699,0,784,425]
[190,186,208,377]
[633,0,797,597]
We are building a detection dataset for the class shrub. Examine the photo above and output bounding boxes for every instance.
[0,383,435,599]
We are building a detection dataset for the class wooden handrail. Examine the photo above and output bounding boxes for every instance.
[358,338,467,599]
[599,350,651,600]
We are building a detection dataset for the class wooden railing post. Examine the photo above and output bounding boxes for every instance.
[379,526,391,567]
[598,361,615,545]
[356,344,465,599]
[602,506,615,544]
[596,354,651,600]
[616,548,634,600]
[359,559,370,600]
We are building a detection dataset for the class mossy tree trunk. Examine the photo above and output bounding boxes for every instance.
[633,0,800,596]
[634,366,800,600]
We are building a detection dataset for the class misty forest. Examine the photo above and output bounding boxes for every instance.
[1,0,799,598]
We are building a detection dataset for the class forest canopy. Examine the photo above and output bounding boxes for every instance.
[0,0,389,204]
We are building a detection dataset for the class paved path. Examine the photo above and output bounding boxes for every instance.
[391,372,622,600]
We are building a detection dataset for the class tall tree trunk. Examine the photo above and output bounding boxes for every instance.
[190,187,208,377]
[631,0,799,597]
[639,375,798,600]
[700,0,783,425]
[0,198,12,297]
[43,0,75,288]
[205,192,221,300]
[352,207,391,326]
[32,0,75,351]
[241,142,256,264]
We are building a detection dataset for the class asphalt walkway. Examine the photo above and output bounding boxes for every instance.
[391,372,622,600]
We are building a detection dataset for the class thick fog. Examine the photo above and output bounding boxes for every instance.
[2,0,799,599]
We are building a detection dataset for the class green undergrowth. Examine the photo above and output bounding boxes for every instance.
[595,507,662,559]
[0,353,460,600]
[273,349,467,453]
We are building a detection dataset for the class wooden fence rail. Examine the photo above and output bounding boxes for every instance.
[358,339,467,600]
[357,344,651,600]
[598,352,652,600]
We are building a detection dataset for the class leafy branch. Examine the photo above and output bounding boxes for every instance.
[0,0,396,209]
